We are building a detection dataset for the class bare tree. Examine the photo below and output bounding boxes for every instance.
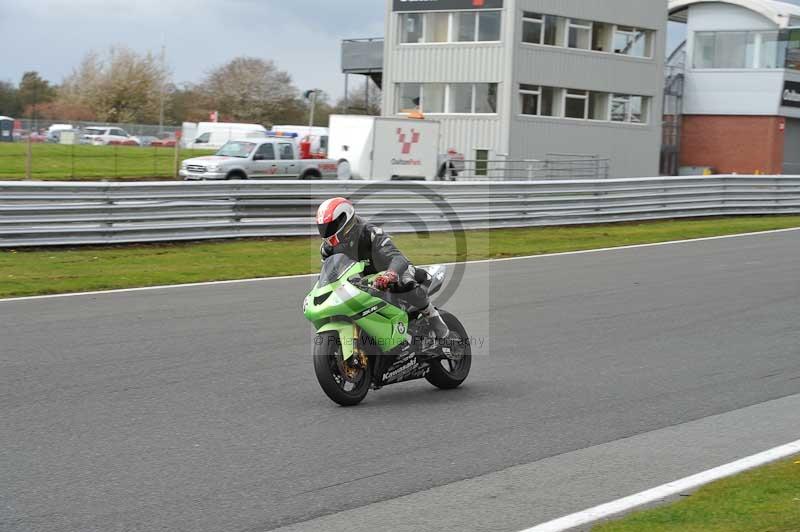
[337,79,381,116]
[199,57,300,125]
[60,47,168,123]
[164,83,210,124]
[34,100,96,121]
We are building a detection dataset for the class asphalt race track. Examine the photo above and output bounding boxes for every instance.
[2,230,799,532]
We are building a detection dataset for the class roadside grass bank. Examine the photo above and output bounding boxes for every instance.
[0,143,214,180]
[1,215,800,298]
[593,455,800,532]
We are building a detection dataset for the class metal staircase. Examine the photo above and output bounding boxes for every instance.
[661,41,686,176]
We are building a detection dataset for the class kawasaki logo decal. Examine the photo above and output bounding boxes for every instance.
[382,356,418,382]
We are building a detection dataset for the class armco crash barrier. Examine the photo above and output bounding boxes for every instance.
[1,176,799,247]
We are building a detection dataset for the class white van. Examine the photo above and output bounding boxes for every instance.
[47,124,75,142]
[182,122,268,150]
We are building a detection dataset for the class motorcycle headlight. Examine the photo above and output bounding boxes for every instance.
[302,297,309,313]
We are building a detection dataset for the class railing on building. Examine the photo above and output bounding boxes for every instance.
[341,38,384,113]
[453,155,610,181]
[341,38,385,74]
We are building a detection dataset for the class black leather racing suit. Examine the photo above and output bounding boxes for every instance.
[320,216,430,312]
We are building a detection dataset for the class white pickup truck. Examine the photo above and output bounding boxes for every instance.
[179,137,346,180]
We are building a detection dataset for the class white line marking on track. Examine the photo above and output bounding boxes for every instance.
[2,226,799,303]
[519,438,800,532]
[0,272,319,303]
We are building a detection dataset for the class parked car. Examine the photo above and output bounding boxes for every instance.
[81,127,141,146]
[179,138,347,180]
[17,130,48,143]
[138,136,158,147]
[150,133,178,148]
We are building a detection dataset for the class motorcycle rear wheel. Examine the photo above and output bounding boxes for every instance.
[313,332,370,406]
[425,310,472,389]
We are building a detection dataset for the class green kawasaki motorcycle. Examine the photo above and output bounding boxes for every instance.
[303,254,472,406]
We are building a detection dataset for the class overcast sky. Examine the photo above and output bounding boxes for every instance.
[4,1,794,99]
[0,0,386,99]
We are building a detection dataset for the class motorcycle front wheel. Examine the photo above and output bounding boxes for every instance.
[313,332,370,406]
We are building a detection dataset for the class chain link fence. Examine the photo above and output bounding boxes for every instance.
[0,143,214,180]
[13,118,181,142]
[1,118,258,180]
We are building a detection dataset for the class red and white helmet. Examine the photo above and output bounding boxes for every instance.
[316,197,356,247]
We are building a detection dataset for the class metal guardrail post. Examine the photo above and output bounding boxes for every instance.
[173,142,180,179]
[25,137,32,180]
[104,183,114,232]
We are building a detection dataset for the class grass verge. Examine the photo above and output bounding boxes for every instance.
[0,143,215,180]
[1,215,800,299]
[593,455,800,532]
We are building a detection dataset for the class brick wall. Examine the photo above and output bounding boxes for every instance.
[680,115,786,175]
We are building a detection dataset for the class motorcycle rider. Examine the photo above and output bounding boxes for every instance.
[315,197,449,339]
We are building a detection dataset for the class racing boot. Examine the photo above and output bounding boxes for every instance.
[422,304,449,339]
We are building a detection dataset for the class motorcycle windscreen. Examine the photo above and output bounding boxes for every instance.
[318,254,357,286]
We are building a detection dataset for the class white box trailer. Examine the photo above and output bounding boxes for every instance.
[328,115,444,181]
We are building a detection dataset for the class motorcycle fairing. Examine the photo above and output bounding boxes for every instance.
[305,259,409,355]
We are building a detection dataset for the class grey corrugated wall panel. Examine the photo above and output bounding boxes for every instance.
[384,44,506,82]
[515,47,663,96]
[509,117,661,177]
[517,0,668,30]
[437,116,505,155]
